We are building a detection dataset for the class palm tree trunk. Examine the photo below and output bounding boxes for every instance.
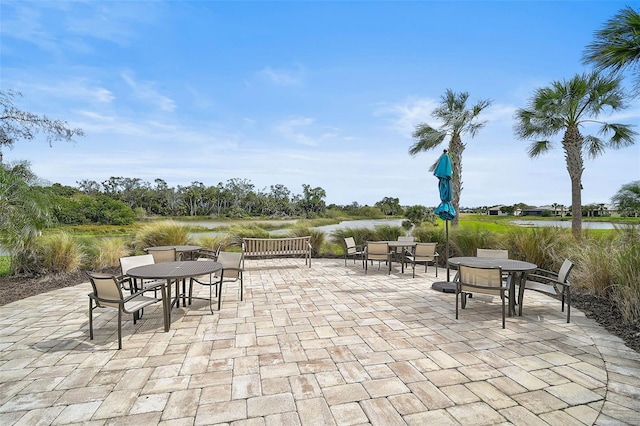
[448,134,464,227]
[563,126,584,239]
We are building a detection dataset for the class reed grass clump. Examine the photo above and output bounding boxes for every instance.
[412,223,445,245]
[449,224,502,257]
[197,235,232,251]
[567,226,640,322]
[225,224,271,247]
[374,225,405,242]
[331,228,379,249]
[289,227,325,256]
[565,234,617,297]
[505,226,572,271]
[133,221,190,250]
[38,232,86,273]
[91,237,130,269]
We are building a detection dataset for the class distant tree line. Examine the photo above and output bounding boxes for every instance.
[41,177,329,225]
[39,177,442,227]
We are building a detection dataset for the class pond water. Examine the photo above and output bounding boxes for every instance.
[510,220,634,230]
[313,219,405,234]
[188,218,405,239]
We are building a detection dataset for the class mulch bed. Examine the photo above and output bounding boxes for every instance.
[0,270,638,353]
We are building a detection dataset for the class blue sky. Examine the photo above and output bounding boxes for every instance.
[1,1,638,208]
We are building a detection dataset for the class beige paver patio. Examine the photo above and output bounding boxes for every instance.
[1,258,639,425]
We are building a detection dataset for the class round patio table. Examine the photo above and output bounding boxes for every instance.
[387,241,417,273]
[447,257,537,317]
[127,260,222,328]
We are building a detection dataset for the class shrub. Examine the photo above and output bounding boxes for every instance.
[449,224,502,257]
[412,223,445,244]
[226,224,270,247]
[0,256,10,277]
[197,235,232,251]
[374,225,404,242]
[599,227,640,322]
[133,221,190,250]
[289,227,325,256]
[38,232,86,273]
[331,228,379,248]
[504,226,572,271]
[92,237,130,270]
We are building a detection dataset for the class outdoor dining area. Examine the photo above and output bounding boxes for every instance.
[86,244,242,349]
[0,255,639,424]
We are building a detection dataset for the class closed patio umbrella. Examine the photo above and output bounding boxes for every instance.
[432,150,457,291]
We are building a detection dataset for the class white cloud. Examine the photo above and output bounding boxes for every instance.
[274,117,317,146]
[259,66,304,86]
[374,98,441,136]
[121,72,176,112]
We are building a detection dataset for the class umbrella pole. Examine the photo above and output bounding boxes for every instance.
[445,219,450,282]
[431,218,455,293]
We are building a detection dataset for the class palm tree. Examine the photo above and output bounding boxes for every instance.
[515,72,637,239]
[612,180,640,217]
[409,90,492,227]
[583,6,640,94]
[0,162,51,275]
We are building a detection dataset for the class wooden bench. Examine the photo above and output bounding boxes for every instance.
[242,236,312,268]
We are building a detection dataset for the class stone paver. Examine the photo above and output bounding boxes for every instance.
[1,258,639,424]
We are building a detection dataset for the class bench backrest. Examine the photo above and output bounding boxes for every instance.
[242,237,311,256]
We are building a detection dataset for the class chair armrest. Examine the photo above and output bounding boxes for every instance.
[197,248,219,259]
[89,293,124,305]
[526,273,569,287]
[532,268,558,279]
[121,282,165,302]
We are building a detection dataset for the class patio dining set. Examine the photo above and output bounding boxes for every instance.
[86,244,243,349]
[343,237,574,330]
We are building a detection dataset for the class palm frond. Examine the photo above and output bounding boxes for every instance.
[601,123,639,148]
[409,124,447,156]
[583,135,606,159]
[527,140,551,158]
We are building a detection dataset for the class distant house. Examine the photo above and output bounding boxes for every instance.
[521,205,570,217]
[488,205,507,216]
[521,205,554,216]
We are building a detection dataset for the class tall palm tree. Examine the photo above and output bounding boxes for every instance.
[583,6,640,94]
[515,72,637,239]
[409,90,492,227]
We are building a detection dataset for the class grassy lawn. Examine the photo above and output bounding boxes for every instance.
[0,256,9,277]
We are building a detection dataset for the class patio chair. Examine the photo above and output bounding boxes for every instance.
[405,242,439,278]
[343,237,364,267]
[189,251,244,312]
[518,259,574,322]
[476,248,509,283]
[86,271,167,349]
[397,236,416,257]
[476,248,509,259]
[148,247,179,263]
[196,243,222,261]
[364,241,391,275]
[119,254,163,293]
[456,264,508,328]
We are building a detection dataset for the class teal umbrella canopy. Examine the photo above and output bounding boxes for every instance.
[433,151,456,221]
